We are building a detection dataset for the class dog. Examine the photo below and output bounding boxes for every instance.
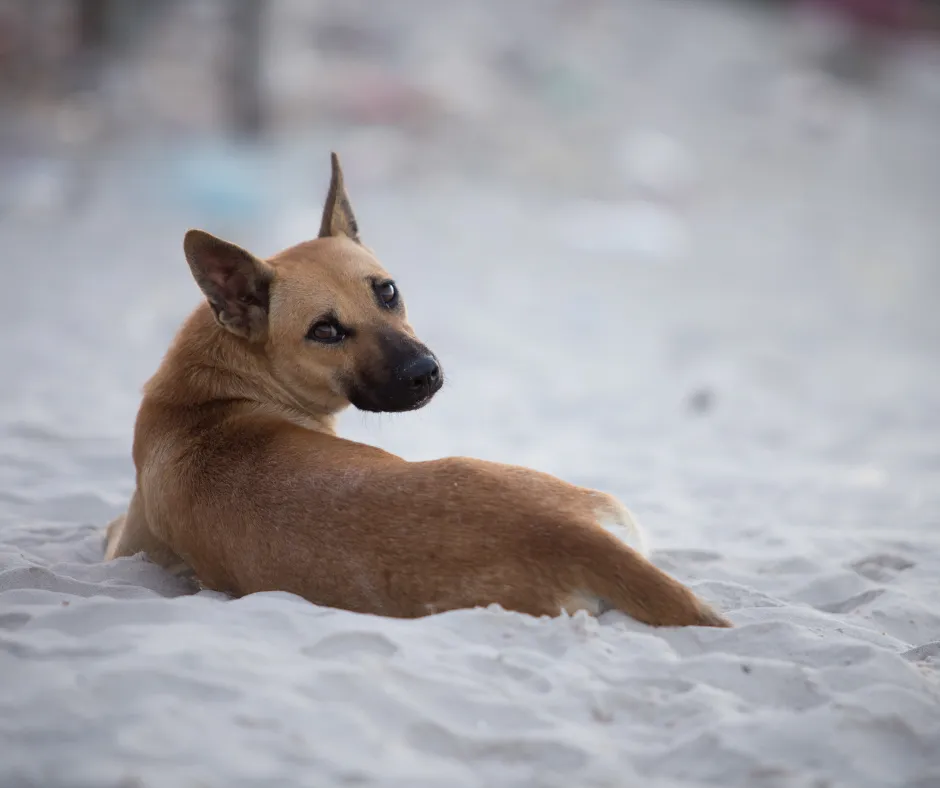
[104,153,730,628]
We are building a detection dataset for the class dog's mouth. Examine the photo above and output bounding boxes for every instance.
[408,391,436,410]
[349,387,439,413]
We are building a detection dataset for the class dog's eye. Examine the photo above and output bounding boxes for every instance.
[306,320,345,344]
[375,281,398,307]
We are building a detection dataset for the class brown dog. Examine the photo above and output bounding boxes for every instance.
[104,153,730,628]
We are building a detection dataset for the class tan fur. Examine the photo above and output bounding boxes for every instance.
[104,153,731,629]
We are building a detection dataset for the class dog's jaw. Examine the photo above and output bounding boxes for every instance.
[347,385,441,414]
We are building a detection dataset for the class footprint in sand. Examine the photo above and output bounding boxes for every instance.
[849,553,915,583]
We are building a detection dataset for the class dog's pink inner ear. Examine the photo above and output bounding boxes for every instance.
[319,152,360,242]
[184,230,272,341]
[205,259,255,302]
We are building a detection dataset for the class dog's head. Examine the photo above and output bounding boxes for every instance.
[182,153,443,415]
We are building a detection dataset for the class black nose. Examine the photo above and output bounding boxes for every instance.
[402,355,441,391]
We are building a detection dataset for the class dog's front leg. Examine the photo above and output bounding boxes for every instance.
[104,488,190,575]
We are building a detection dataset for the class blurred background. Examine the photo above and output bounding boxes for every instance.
[2,1,939,206]
[1,0,938,551]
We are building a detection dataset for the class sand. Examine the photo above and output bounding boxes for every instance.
[2,164,939,786]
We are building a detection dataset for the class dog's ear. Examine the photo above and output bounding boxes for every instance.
[183,229,274,342]
[318,152,360,242]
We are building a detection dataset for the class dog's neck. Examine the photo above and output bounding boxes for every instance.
[143,305,340,436]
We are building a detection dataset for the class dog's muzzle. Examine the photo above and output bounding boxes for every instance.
[348,352,444,413]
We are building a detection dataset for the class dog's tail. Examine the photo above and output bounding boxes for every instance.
[572,529,731,628]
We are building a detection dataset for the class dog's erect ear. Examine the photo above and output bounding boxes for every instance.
[183,229,274,342]
[318,152,360,242]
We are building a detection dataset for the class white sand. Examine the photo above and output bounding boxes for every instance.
[3,3,940,785]
[2,170,939,786]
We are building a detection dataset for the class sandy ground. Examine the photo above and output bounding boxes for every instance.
[2,2,940,787]
[1,161,939,786]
